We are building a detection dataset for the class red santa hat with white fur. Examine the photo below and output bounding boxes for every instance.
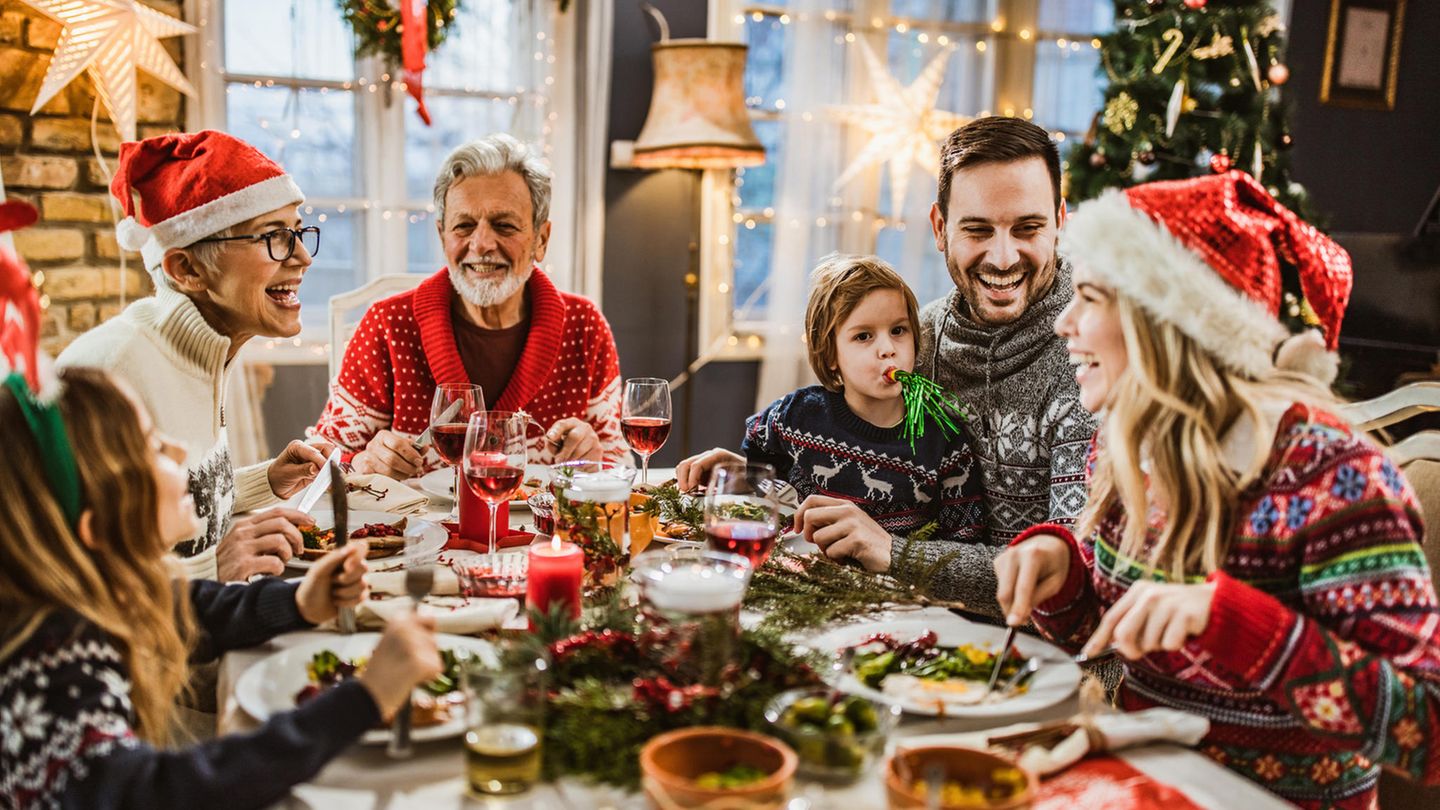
[1059,170,1352,384]
[111,130,303,280]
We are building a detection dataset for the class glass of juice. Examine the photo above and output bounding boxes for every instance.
[462,638,549,796]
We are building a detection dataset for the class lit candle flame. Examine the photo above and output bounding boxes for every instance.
[550,535,561,553]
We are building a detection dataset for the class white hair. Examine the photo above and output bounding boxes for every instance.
[432,134,551,230]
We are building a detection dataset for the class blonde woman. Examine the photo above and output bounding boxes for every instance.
[0,368,440,809]
[995,172,1439,808]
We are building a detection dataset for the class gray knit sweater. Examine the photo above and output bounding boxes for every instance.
[891,263,1096,617]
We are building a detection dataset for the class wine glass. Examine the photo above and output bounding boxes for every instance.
[703,461,781,568]
[621,377,672,486]
[462,411,530,554]
[431,384,485,516]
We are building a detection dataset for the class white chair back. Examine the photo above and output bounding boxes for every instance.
[328,274,426,380]
[1339,381,1440,432]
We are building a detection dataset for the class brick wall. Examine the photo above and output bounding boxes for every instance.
[0,0,187,354]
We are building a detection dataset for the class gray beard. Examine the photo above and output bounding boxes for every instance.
[449,263,533,308]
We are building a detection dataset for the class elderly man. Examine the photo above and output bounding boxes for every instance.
[313,134,626,476]
[58,131,330,582]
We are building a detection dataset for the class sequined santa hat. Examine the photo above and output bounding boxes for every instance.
[1060,170,1352,384]
[111,130,303,282]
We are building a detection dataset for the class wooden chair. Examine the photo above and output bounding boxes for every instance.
[327,274,424,380]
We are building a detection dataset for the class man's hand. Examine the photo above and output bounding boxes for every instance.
[358,611,442,722]
[547,418,601,462]
[794,494,892,572]
[352,429,425,479]
[993,533,1073,627]
[215,508,315,582]
[674,448,745,492]
[294,541,369,625]
[1081,580,1216,660]
[268,440,333,498]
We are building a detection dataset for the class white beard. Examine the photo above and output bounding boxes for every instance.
[449,262,533,308]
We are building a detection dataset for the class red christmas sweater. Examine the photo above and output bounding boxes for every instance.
[311,268,627,468]
[1019,403,1440,809]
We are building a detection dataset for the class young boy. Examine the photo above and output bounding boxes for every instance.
[678,254,985,585]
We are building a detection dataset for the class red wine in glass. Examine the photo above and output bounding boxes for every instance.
[431,423,470,466]
[705,520,779,567]
[621,417,672,456]
[465,464,525,504]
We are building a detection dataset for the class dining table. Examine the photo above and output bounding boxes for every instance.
[216,467,1296,810]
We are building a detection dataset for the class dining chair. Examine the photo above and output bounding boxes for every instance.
[1339,381,1440,432]
[328,274,425,380]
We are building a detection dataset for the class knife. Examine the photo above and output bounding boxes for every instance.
[295,448,344,514]
[413,398,464,450]
[330,458,358,634]
[984,626,1017,699]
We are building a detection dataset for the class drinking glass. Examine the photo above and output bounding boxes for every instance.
[549,460,636,584]
[704,461,781,568]
[631,547,753,686]
[462,638,549,796]
[621,377,672,486]
[462,411,529,555]
[430,384,485,516]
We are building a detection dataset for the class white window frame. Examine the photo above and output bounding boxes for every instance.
[701,0,1107,360]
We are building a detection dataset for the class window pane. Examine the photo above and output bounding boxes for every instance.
[735,119,783,211]
[876,227,951,306]
[890,0,991,23]
[1032,41,1103,134]
[1037,0,1112,34]
[406,212,446,276]
[426,0,527,92]
[296,206,360,322]
[223,0,354,81]
[403,95,531,202]
[226,84,358,198]
[733,221,774,323]
[743,13,786,110]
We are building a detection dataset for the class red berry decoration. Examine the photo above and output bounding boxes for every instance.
[1267,64,1290,86]
[1209,153,1232,173]
[1183,0,1207,8]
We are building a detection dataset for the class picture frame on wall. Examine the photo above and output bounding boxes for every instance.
[1320,0,1406,110]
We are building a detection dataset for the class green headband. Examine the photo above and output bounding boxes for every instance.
[4,372,81,527]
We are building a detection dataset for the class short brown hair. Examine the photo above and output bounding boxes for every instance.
[935,117,1061,222]
[804,253,920,391]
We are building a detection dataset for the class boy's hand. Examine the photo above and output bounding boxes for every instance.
[675,448,745,492]
[795,494,892,572]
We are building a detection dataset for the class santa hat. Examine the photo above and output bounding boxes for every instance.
[111,130,303,277]
[1,200,42,392]
[1060,170,1353,384]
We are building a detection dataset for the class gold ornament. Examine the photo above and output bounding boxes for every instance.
[1182,96,1198,112]
[1152,28,1185,74]
[1104,92,1139,135]
[1193,32,1234,60]
[1255,15,1283,38]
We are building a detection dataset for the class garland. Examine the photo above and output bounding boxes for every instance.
[337,0,460,66]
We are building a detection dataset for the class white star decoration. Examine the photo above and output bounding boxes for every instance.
[20,0,196,142]
[829,40,971,214]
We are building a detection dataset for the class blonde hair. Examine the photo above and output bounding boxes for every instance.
[0,368,192,744]
[1079,295,1334,580]
[804,253,921,391]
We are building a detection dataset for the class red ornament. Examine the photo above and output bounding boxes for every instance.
[1267,64,1290,86]
[1209,153,1232,173]
[1183,0,1207,8]
[1089,151,1107,168]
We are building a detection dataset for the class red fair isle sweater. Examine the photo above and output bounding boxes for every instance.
[1020,404,1440,809]
[311,268,627,468]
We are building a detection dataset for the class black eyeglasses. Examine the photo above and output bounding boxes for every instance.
[194,226,320,262]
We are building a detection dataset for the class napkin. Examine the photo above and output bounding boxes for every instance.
[368,566,461,596]
[896,708,1210,777]
[344,473,430,514]
[354,595,518,634]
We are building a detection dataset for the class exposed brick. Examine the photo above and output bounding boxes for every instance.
[68,301,95,331]
[42,266,104,300]
[0,111,21,146]
[93,231,139,260]
[41,310,60,339]
[0,155,78,189]
[25,14,58,51]
[32,117,121,154]
[0,45,50,112]
[13,227,84,261]
[139,123,181,140]
[98,302,122,322]
[103,267,149,298]
[137,74,182,123]
[40,191,112,222]
[0,12,22,46]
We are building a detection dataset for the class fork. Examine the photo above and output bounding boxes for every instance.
[387,553,434,759]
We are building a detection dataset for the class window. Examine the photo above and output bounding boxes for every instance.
[708,0,1111,345]
[193,0,562,335]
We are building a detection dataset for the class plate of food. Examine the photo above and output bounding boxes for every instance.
[808,613,1080,718]
[234,633,492,744]
[417,466,547,505]
[636,481,797,545]
[287,510,445,570]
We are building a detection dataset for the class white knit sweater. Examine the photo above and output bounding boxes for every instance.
[56,286,277,580]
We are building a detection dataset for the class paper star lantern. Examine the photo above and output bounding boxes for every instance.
[20,0,197,142]
[829,39,970,214]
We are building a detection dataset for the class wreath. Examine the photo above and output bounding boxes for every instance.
[336,0,461,66]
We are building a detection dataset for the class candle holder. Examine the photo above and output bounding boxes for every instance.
[526,492,556,537]
[550,461,636,586]
[631,548,753,687]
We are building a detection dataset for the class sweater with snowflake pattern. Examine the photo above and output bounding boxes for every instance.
[311,267,627,468]
[742,386,986,585]
[0,578,380,810]
[1022,403,1440,809]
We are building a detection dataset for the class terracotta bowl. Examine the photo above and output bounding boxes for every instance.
[885,746,1036,810]
[640,726,798,809]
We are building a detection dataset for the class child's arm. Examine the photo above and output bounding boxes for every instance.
[740,394,795,480]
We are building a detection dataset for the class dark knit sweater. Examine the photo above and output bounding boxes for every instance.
[0,578,380,810]
[742,386,984,548]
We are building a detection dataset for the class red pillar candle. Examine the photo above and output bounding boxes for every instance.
[526,537,583,625]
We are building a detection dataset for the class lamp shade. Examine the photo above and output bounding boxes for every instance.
[632,40,765,169]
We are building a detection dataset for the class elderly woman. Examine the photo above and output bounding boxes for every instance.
[995,171,1440,808]
[57,131,329,582]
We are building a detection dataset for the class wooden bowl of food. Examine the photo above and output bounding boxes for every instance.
[640,726,797,809]
[885,746,1035,810]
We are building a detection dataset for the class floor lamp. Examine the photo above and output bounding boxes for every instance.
[626,7,765,456]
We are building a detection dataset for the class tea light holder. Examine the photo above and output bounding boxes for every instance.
[631,548,753,686]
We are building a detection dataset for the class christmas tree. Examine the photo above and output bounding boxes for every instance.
[1065,0,1318,225]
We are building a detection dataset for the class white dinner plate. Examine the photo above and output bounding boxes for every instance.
[234,633,493,745]
[285,511,446,571]
[417,465,548,507]
[806,613,1081,718]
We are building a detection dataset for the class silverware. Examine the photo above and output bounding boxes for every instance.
[329,459,357,635]
[387,545,434,759]
[414,399,464,450]
[295,448,344,514]
[998,656,1042,699]
[1071,645,1119,665]
[984,626,1017,698]
[924,763,944,810]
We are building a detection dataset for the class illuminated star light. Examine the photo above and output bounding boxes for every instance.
[21,0,197,142]
[829,39,971,214]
